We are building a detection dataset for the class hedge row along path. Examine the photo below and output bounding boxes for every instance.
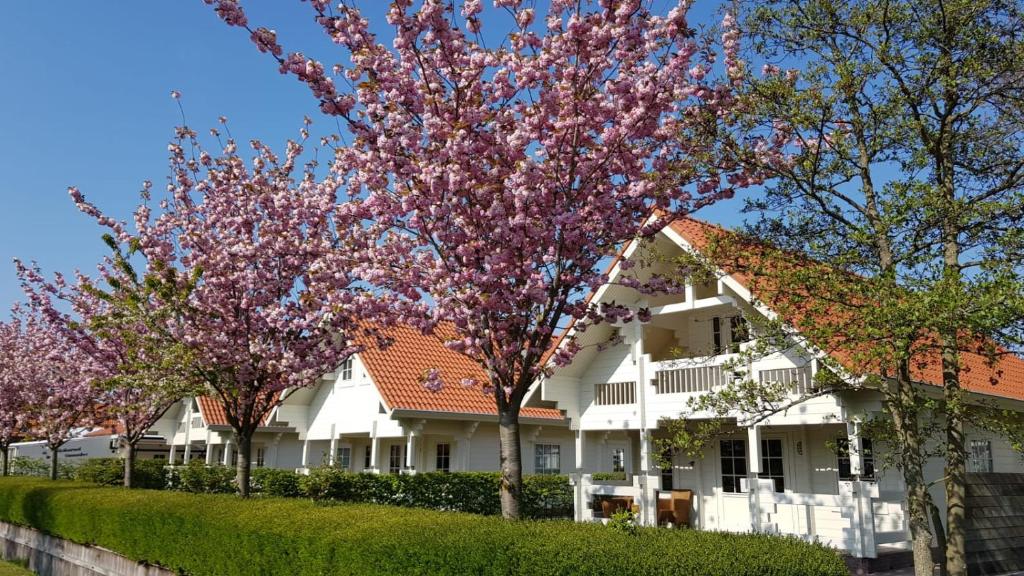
[0,478,848,576]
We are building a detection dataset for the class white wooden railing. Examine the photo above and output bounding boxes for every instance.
[757,479,907,558]
[654,364,724,394]
[758,365,815,395]
[594,381,636,405]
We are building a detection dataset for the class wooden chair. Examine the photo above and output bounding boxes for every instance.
[656,489,694,527]
[600,496,634,518]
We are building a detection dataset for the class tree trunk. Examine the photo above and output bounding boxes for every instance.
[124,441,135,489]
[907,480,937,576]
[1,444,9,477]
[235,431,253,498]
[497,410,523,520]
[931,501,949,576]
[890,360,939,576]
[943,341,968,576]
[49,447,59,481]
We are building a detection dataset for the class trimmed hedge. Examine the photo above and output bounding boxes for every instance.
[0,478,847,576]
[76,458,168,490]
[298,469,573,519]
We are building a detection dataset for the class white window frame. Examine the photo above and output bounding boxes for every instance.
[836,437,875,481]
[719,439,748,494]
[611,447,626,473]
[389,444,404,474]
[534,443,561,475]
[337,446,352,471]
[757,438,785,493]
[338,358,354,385]
[435,442,451,473]
[968,439,994,473]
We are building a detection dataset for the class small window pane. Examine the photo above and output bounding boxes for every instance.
[389,445,404,474]
[968,440,993,473]
[436,443,451,473]
[837,438,875,481]
[758,439,785,493]
[720,439,747,493]
[535,444,561,475]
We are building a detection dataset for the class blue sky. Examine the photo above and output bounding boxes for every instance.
[0,1,745,308]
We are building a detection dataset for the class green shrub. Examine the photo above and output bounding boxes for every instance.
[76,458,124,486]
[175,461,235,494]
[250,468,301,498]
[7,457,76,479]
[0,477,848,576]
[75,458,171,490]
[607,508,639,536]
[132,460,170,490]
[297,469,570,518]
[591,471,628,482]
[521,474,574,519]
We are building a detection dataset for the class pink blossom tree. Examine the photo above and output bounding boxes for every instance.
[16,255,201,488]
[0,318,33,477]
[207,0,766,516]
[71,120,378,496]
[205,0,767,517]
[7,304,101,481]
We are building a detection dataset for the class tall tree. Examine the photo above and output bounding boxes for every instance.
[72,120,376,496]
[16,253,200,488]
[0,318,32,477]
[204,0,766,518]
[660,2,1024,573]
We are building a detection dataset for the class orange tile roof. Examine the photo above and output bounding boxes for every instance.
[195,394,281,428]
[84,420,124,437]
[667,217,1024,403]
[357,324,565,420]
[196,395,229,427]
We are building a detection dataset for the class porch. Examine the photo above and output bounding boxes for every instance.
[570,424,911,560]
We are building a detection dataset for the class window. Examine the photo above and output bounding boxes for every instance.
[968,440,993,473]
[660,448,674,490]
[255,447,265,468]
[712,317,723,355]
[612,448,626,473]
[837,438,875,480]
[535,444,561,475]
[720,439,747,493]
[729,316,750,353]
[340,358,353,381]
[364,445,372,470]
[758,439,785,492]
[337,446,352,470]
[389,444,404,474]
[436,443,451,473]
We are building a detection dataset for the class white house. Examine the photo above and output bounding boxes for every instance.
[147,216,1024,565]
[156,325,574,475]
[535,217,1024,561]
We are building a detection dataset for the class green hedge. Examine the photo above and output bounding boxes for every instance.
[0,478,847,576]
[67,461,572,519]
[298,469,572,519]
[76,458,168,490]
[6,457,77,479]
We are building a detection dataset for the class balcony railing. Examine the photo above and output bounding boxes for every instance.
[654,364,724,394]
[758,366,814,395]
[594,381,636,405]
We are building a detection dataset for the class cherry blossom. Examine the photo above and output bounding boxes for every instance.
[206,0,772,516]
[69,121,380,496]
